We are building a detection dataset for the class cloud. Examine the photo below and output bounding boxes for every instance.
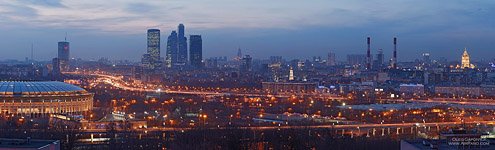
[125,3,158,13]
[20,0,66,7]
[0,0,493,35]
[0,2,38,17]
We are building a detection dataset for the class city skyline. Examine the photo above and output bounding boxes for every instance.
[1,1,495,149]
[0,0,494,61]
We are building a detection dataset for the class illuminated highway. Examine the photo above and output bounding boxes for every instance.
[65,71,345,99]
[66,71,495,105]
[79,120,495,133]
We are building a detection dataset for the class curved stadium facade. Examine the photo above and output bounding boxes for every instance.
[0,81,93,116]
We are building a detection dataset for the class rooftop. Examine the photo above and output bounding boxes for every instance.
[0,138,59,149]
[0,81,86,96]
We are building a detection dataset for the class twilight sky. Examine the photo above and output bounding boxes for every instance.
[0,0,494,62]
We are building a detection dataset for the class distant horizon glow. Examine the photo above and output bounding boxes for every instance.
[0,0,493,61]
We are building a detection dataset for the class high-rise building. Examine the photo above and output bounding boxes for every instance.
[57,41,69,71]
[189,35,202,68]
[177,24,188,65]
[241,55,252,72]
[375,49,384,69]
[327,52,336,66]
[166,31,178,68]
[461,48,475,69]
[57,42,69,61]
[147,29,161,69]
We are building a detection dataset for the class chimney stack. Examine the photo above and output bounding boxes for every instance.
[366,37,371,70]
[392,37,397,69]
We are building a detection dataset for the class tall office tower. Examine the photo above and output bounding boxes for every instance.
[327,52,336,66]
[189,35,202,68]
[366,37,371,70]
[166,31,178,68]
[147,29,161,69]
[57,40,70,72]
[241,55,252,72]
[391,37,397,69]
[376,49,384,69]
[177,24,188,65]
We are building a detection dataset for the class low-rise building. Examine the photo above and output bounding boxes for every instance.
[481,84,495,97]
[435,86,482,97]
[262,82,317,94]
[399,84,425,98]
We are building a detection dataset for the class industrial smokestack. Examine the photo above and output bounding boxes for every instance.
[392,37,397,69]
[367,37,371,70]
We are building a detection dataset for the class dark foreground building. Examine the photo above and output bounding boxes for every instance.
[0,138,60,150]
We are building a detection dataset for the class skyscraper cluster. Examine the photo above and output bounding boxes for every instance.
[165,24,203,68]
[142,24,203,70]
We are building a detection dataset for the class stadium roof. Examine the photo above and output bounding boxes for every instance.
[0,81,86,96]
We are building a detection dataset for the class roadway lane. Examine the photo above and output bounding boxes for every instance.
[80,120,495,133]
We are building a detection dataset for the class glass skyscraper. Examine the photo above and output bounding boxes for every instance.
[57,41,69,71]
[166,31,178,68]
[178,24,188,65]
[147,29,161,69]
[189,35,202,67]
[57,41,69,61]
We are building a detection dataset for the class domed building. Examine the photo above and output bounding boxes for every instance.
[0,81,93,117]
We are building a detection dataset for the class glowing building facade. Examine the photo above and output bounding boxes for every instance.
[0,81,93,116]
[461,48,475,69]
[147,29,161,69]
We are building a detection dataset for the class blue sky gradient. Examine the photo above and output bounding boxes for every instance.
[0,0,493,61]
